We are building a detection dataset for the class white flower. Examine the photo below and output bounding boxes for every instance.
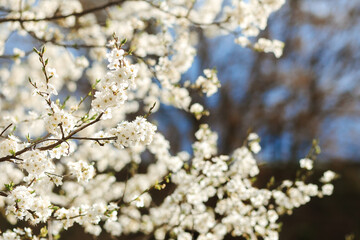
[68,160,95,182]
[21,149,54,178]
[47,67,59,79]
[104,220,122,236]
[107,48,125,70]
[254,38,285,58]
[235,36,251,47]
[0,138,19,158]
[299,158,313,170]
[320,170,336,183]
[45,105,76,136]
[194,69,220,97]
[13,48,25,64]
[190,103,204,113]
[322,184,334,196]
[110,116,157,148]
[248,133,261,154]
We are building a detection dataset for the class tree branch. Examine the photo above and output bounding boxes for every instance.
[0,123,13,137]
[0,112,104,162]
[0,0,126,23]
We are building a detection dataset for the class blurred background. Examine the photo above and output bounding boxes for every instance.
[155,0,360,239]
[1,0,360,239]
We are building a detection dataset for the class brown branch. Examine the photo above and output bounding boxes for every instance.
[37,112,104,151]
[0,50,33,59]
[0,112,104,163]
[142,0,229,27]
[69,136,117,141]
[0,0,126,23]
[0,191,8,197]
[25,27,107,50]
[0,123,13,137]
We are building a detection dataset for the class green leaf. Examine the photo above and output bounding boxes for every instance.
[26,133,31,142]
[50,205,59,210]
[267,176,275,188]
[4,181,14,191]
[9,149,15,156]
[40,226,48,237]
[33,47,39,54]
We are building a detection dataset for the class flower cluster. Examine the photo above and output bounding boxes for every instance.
[0,0,337,239]
[193,69,220,97]
[6,186,52,224]
[0,137,19,158]
[44,108,76,136]
[54,203,110,231]
[20,149,54,179]
[299,158,313,170]
[254,38,285,58]
[91,45,138,118]
[68,160,95,183]
[110,116,157,149]
[0,227,40,240]
[147,125,335,240]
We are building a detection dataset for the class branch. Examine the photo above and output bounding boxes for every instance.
[0,0,126,23]
[0,191,8,197]
[25,28,107,50]
[69,136,117,141]
[69,136,117,146]
[38,112,104,151]
[0,112,104,162]
[142,0,229,27]
[0,123,13,137]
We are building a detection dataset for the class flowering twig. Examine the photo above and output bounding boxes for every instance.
[0,112,104,163]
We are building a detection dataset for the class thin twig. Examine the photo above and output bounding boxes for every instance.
[0,123,13,136]
[0,112,104,162]
[0,191,8,197]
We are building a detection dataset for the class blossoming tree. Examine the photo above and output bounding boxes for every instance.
[0,0,336,239]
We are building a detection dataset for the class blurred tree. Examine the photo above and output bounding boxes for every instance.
[156,0,360,162]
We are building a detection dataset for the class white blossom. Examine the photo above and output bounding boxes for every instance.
[322,184,334,196]
[254,38,285,58]
[0,1,336,239]
[68,160,95,183]
[299,158,313,170]
[320,170,336,183]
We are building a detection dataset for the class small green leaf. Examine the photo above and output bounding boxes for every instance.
[33,47,39,54]
[50,205,59,210]
[4,181,14,191]
[267,176,275,188]
[40,226,48,237]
